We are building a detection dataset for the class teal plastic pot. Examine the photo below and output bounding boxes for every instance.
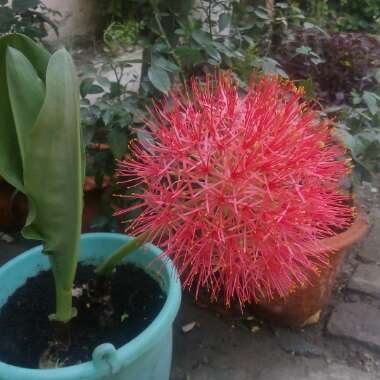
[0,233,182,380]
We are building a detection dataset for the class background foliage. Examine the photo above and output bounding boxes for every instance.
[1,0,379,230]
[0,0,58,41]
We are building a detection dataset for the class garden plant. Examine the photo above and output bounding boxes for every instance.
[0,0,378,376]
[0,33,181,380]
[96,73,368,325]
[79,0,379,230]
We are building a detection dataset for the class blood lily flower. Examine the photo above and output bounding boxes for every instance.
[115,74,352,307]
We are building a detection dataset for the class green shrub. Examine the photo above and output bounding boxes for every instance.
[0,0,58,41]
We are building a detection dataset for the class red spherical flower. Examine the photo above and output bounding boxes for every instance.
[116,74,352,307]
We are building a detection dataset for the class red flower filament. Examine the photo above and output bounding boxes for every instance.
[116,75,352,307]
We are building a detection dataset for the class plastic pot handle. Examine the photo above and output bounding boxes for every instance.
[92,343,121,376]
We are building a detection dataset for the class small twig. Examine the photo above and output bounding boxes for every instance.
[151,1,188,94]
[208,0,213,39]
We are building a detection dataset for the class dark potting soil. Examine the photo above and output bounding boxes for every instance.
[0,264,166,368]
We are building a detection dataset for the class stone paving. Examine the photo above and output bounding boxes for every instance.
[172,180,380,379]
[347,264,380,298]
[1,181,380,379]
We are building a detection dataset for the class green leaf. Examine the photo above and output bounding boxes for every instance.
[137,128,154,152]
[219,13,231,31]
[253,57,288,78]
[352,91,362,105]
[295,45,312,55]
[0,33,50,190]
[303,21,329,37]
[148,64,171,94]
[110,82,122,97]
[12,0,40,12]
[80,78,104,98]
[254,9,270,20]
[107,128,128,159]
[205,45,221,63]
[88,84,104,95]
[363,91,379,115]
[6,47,45,167]
[1,35,84,323]
[303,22,314,29]
[102,109,113,125]
[276,2,288,9]
[97,75,111,88]
[191,29,213,48]
[152,55,180,72]
[175,46,202,66]
[23,49,84,322]
[298,78,315,100]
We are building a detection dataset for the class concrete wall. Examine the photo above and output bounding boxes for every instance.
[44,0,101,43]
[42,1,230,43]
[44,1,230,43]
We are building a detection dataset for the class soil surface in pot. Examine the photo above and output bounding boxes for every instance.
[0,264,166,368]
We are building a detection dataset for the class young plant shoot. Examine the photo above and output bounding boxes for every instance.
[0,34,84,324]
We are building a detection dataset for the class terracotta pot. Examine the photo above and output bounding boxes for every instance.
[251,206,369,328]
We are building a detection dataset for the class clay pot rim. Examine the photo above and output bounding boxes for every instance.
[320,204,369,253]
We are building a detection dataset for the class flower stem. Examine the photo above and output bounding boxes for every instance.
[95,231,151,277]
[49,278,76,323]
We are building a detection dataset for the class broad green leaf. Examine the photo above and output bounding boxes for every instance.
[205,44,221,63]
[23,49,84,321]
[363,91,379,116]
[80,78,95,98]
[254,9,270,20]
[253,57,288,78]
[175,46,202,66]
[1,35,83,323]
[137,127,154,153]
[352,91,361,105]
[6,47,45,167]
[335,128,356,152]
[295,45,312,55]
[148,64,171,94]
[303,21,329,37]
[107,128,128,159]
[152,55,180,72]
[96,75,111,88]
[23,46,83,238]
[80,78,104,98]
[191,29,213,48]
[0,33,49,190]
[102,109,113,125]
[276,2,288,8]
[297,78,315,100]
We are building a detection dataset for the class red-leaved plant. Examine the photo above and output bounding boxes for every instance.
[116,74,353,307]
